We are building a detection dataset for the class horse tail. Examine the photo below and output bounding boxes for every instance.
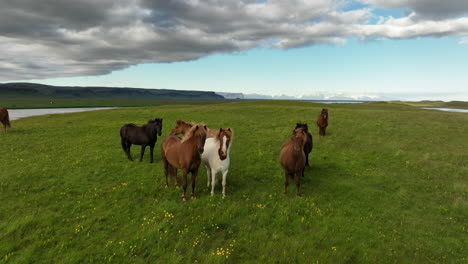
[120,126,128,150]
[5,111,11,128]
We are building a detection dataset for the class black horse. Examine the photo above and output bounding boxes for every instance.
[295,123,313,173]
[120,118,163,163]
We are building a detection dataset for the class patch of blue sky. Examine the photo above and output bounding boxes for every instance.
[342,1,409,24]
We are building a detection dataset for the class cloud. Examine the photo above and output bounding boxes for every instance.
[1,0,468,81]
[360,0,468,20]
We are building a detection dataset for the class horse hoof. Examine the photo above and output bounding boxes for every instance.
[296,193,302,197]
[191,196,196,200]
[164,184,168,189]
[182,197,187,202]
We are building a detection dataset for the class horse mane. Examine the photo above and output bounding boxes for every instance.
[215,128,233,141]
[295,123,309,132]
[177,119,194,126]
[181,123,206,143]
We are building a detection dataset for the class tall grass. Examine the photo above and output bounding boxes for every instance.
[0,101,466,263]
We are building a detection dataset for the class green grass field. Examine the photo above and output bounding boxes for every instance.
[0,101,467,263]
[0,97,228,109]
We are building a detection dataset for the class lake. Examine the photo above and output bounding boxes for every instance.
[422,107,468,113]
[8,107,118,121]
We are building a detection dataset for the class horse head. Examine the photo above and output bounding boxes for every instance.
[148,118,163,136]
[292,128,307,153]
[171,119,193,136]
[190,124,207,155]
[321,108,328,120]
[295,123,309,133]
[155,118,163,136]
[217,128,233,160]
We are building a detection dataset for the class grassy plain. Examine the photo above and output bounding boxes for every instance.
[0,100,467,263]
[0,97,227,109]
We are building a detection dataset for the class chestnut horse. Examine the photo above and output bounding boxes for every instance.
[202,128,233,196]
[161,124,207,201]
[171,119,217,138]
[295,123,313,169]
[120,118,163,163]
[316,108,328,136]
[279,128,307,196]
[0,108,11,133]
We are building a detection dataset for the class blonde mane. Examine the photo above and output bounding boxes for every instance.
[181,123,206,143]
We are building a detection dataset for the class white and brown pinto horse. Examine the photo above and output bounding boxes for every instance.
[201,128,233,196]
[161,124,207,201]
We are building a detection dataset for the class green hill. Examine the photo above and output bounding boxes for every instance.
[0,82,224,100]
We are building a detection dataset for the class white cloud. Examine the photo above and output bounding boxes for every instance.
[0,0,468,81]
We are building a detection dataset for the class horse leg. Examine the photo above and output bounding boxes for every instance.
[206,167,211,188]
[121,139,127,156]
[181,169,188,202]
[171,166,179,187]
[140,145,146,162]
[149,144,154,163]
[284,171,290,194]
[323,127,326,136]
[295,170,302,197]
[305,153,309,167]
[163,158,169,188]
[191,169,198,200]
[210,168,216,196]
[221,169,228,197]
[127,143,133,161]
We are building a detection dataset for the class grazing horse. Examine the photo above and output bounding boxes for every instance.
[317,108,329,136]
[120,118,163,163]
[279,128,307,196]
[202,128,233,196]
[0,108,11,133]
[161,124,207,201]
[171,119,218,138]
[295,123,313,169]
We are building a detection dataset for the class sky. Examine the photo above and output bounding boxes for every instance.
[1,0,468,101]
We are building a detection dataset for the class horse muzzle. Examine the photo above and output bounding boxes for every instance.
[198,147,204,154]
[218,149,227,160]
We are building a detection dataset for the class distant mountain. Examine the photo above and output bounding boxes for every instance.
[0,83,224,100]
[215,92,244,99]
[241,92,389,101]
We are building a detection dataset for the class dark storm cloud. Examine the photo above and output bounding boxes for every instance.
[0,0,467,81]
[361,0,468,20]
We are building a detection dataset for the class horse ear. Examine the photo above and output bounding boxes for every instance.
[204,125,207,130]
[227,128,231,132]
[195,125,199,130]
[219,128,223,133]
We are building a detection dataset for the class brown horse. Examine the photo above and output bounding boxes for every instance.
[295,123,313,169]
[279,128,307,196]
[161,124,207,201]
[316,108,328,136]
[171,119,218,138]
[0,108,11,133]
